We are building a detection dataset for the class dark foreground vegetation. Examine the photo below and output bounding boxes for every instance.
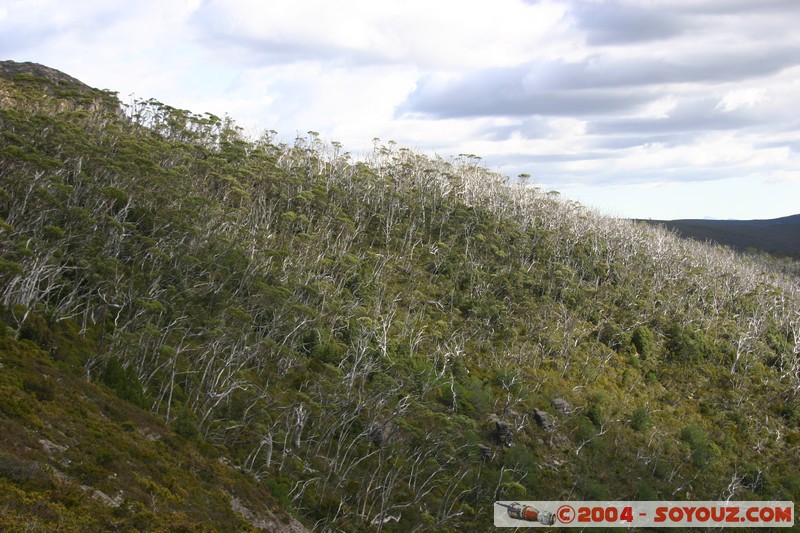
[1,61,799,531]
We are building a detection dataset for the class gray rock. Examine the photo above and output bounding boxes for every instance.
[551,398,570,414]
[495,419,511,438]
[533,408,553,431]
[491,417,514,447]
[478,444,492,461]
[369,422,395,447]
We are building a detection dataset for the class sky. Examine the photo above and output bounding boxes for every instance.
[2,0,800,220]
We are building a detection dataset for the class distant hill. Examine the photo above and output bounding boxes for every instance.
[640,214,800,259]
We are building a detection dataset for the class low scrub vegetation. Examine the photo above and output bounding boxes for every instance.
[1,62,799,531]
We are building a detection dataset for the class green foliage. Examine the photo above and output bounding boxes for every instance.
[0,453,53,490]
[664,322,715,363]
[631,325,654,359]
[575,417,598,443]
[652,459,670,479]
[22,377,55,402]
[0,334,272,531]
[635,483,658,500]
[598,322,626,351]
[19,314,52,348]
[630,406,650,432]
[780,474,800,498]
[579,478,609,500]
[264,476,291,507]
[586,393,606,427]
[100,357,147,408]
[681,423,715,467]
[1,62,799,531]
[171,408,198,440]
[498,481,527,500]
[453,376,493,415]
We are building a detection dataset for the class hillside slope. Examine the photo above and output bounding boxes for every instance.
[2,61,800,531]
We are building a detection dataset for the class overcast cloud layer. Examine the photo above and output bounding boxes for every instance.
[2,0,800,219]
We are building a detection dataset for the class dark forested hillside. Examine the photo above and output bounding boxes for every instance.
[642,214,800,260]
[2,61,800,531]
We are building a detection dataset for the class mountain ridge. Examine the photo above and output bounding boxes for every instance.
[640,214,800,259]
[678,213,800,226]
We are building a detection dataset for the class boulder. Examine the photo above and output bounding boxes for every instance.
[495,419,511,439]
[533,408,554,431]
[490,416,514,447]
[478,444,492,461]
[551,398,570,414]
[369,422,395,447]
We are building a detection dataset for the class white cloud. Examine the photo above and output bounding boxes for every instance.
[3,0,800,219]
[192,0,571,68]
[716,88,767,112]
[639,96,678,119]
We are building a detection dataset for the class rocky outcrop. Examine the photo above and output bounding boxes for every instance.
[488,415,514,447]
[551,398,570,414]
[533,408,554,431]
[0,61,91,89]
[228,493,311,532]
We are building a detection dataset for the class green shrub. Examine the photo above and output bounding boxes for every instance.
[630,406,650,432]
[598,322,625,351]
[631,326,654,359]
[653,459,670,479]
[681,423,714,467]
[0,453,52,490]
[265,476,291,507]
[579,478,609,500]
[587,393,606,427]
[172,409,198,440]
[499,481,526,500]
[665,324,712,363]
[635,483,658,500]
[779,474,800,498]
[101,356,147,408]
[19,314,52,349]
[23,377,55,401]
[575,417,597,443]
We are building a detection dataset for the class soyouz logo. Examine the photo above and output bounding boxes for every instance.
[494,501,794,528]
